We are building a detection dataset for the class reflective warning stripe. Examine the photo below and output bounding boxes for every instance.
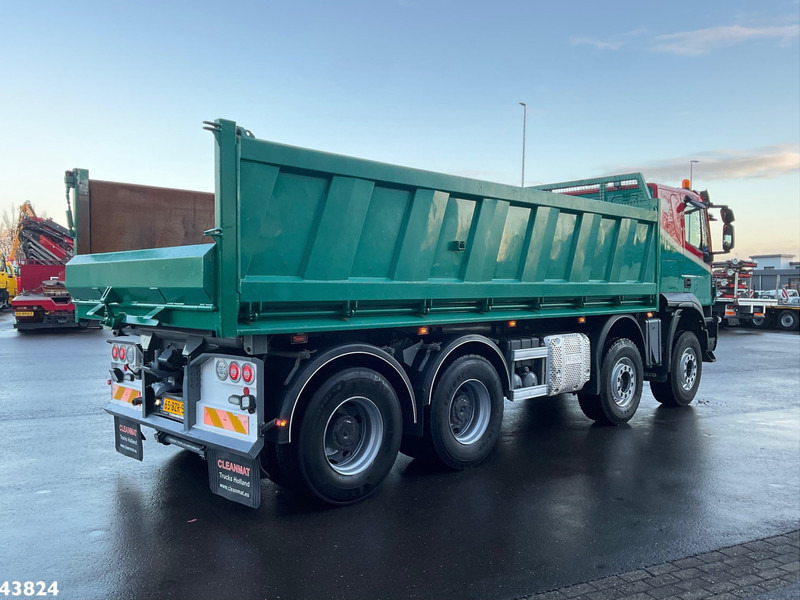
[203,407,249,435]
[112,384,141,404]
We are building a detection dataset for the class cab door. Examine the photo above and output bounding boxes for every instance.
[678,200,713,305]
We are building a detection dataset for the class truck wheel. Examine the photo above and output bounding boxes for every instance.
[295,368,402,505]
[777,310,798,331]
[750,315,766,329]
[580,338,643,425]
[650,331,702,407]
[427,354,504,469]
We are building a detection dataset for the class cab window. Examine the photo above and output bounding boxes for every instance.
[684,206,708,256]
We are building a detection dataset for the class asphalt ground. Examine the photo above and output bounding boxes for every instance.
[0,311,797,600]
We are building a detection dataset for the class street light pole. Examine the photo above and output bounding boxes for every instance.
[519,102,527,187]
[690,160,699,188]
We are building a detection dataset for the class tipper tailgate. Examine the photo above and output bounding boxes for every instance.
[66,243,217,329]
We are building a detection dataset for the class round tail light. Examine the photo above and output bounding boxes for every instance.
[111,345,119,360]
[215,359,228,381]
[228,361,240,382]
[119,346,127,362]
[242,363,254,384]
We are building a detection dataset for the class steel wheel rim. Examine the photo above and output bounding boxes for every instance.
[449,379,491,445]
[679,347,698,391]
[780,313,794,328]
[323,396,383,476]
[611,358,636,408]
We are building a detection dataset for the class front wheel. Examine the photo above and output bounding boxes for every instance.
[650,331,702,407]
[579,338,643,425]
[295,368,402,505]
[777,310,798,331]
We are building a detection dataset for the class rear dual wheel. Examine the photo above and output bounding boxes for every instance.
[403,355,504,470]
[264,368,402,505]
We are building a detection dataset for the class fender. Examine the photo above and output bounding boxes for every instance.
[659,292,713,367]
[416,334,510,407]
[660,292,705,314]
[278,343,416,443]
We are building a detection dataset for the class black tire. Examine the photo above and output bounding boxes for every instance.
[294,368,402,505]
[582,338,643,425]
[426,354,504,469]
[750,315,767,329]
[777,310,799,331]
[650,331,702,407]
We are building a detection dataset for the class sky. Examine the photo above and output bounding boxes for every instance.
[1,0,798,261]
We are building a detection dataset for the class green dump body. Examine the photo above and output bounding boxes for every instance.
[66,119,661,339]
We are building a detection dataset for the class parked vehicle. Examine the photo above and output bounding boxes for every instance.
[750,287,800,331]
[8,206,86,331]
[712,258,767,327]
[65,119,736,508]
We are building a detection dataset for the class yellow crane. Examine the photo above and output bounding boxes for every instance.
[1,202,36,308]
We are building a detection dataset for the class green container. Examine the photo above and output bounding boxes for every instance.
[67,119,662,338]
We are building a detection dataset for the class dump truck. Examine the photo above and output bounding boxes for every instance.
[65,119,736,508]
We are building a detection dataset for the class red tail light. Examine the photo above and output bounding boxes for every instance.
[229,361,240,382]
[111,345,119,360]
[242,363,254,384]
[119,346,126,362]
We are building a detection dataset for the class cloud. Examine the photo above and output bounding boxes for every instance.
[652,24,800,56]
[570,36,625,51]
[607,145,800,182]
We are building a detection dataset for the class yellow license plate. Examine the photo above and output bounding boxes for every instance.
[162,397,185,417]
[15,311,34,317]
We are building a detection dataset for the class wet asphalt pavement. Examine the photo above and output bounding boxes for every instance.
[0,311,797,600]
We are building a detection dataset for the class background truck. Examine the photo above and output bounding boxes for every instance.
[65,119,735,508]
[9,205,85,330]
[712,258,767,327]
[750,288,800,331]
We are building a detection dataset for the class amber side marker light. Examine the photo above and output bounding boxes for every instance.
[647,312,654,318]
[577,317,586,324]
[418,326,429,336]
[291,333,308,344]
[276,419,288,428]
[507,320,517,328]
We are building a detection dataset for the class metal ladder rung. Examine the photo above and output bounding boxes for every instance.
[512,347,547,362]
[510,384,548,401]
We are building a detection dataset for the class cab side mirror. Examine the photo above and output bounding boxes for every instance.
[722,223,735,252]
[720,207,735,224]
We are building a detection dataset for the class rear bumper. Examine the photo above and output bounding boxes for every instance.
[15,313,79,330]
[105,402,264,459]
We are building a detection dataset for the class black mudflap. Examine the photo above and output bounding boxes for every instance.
[114,417,143,461]
[207,449,261,508]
